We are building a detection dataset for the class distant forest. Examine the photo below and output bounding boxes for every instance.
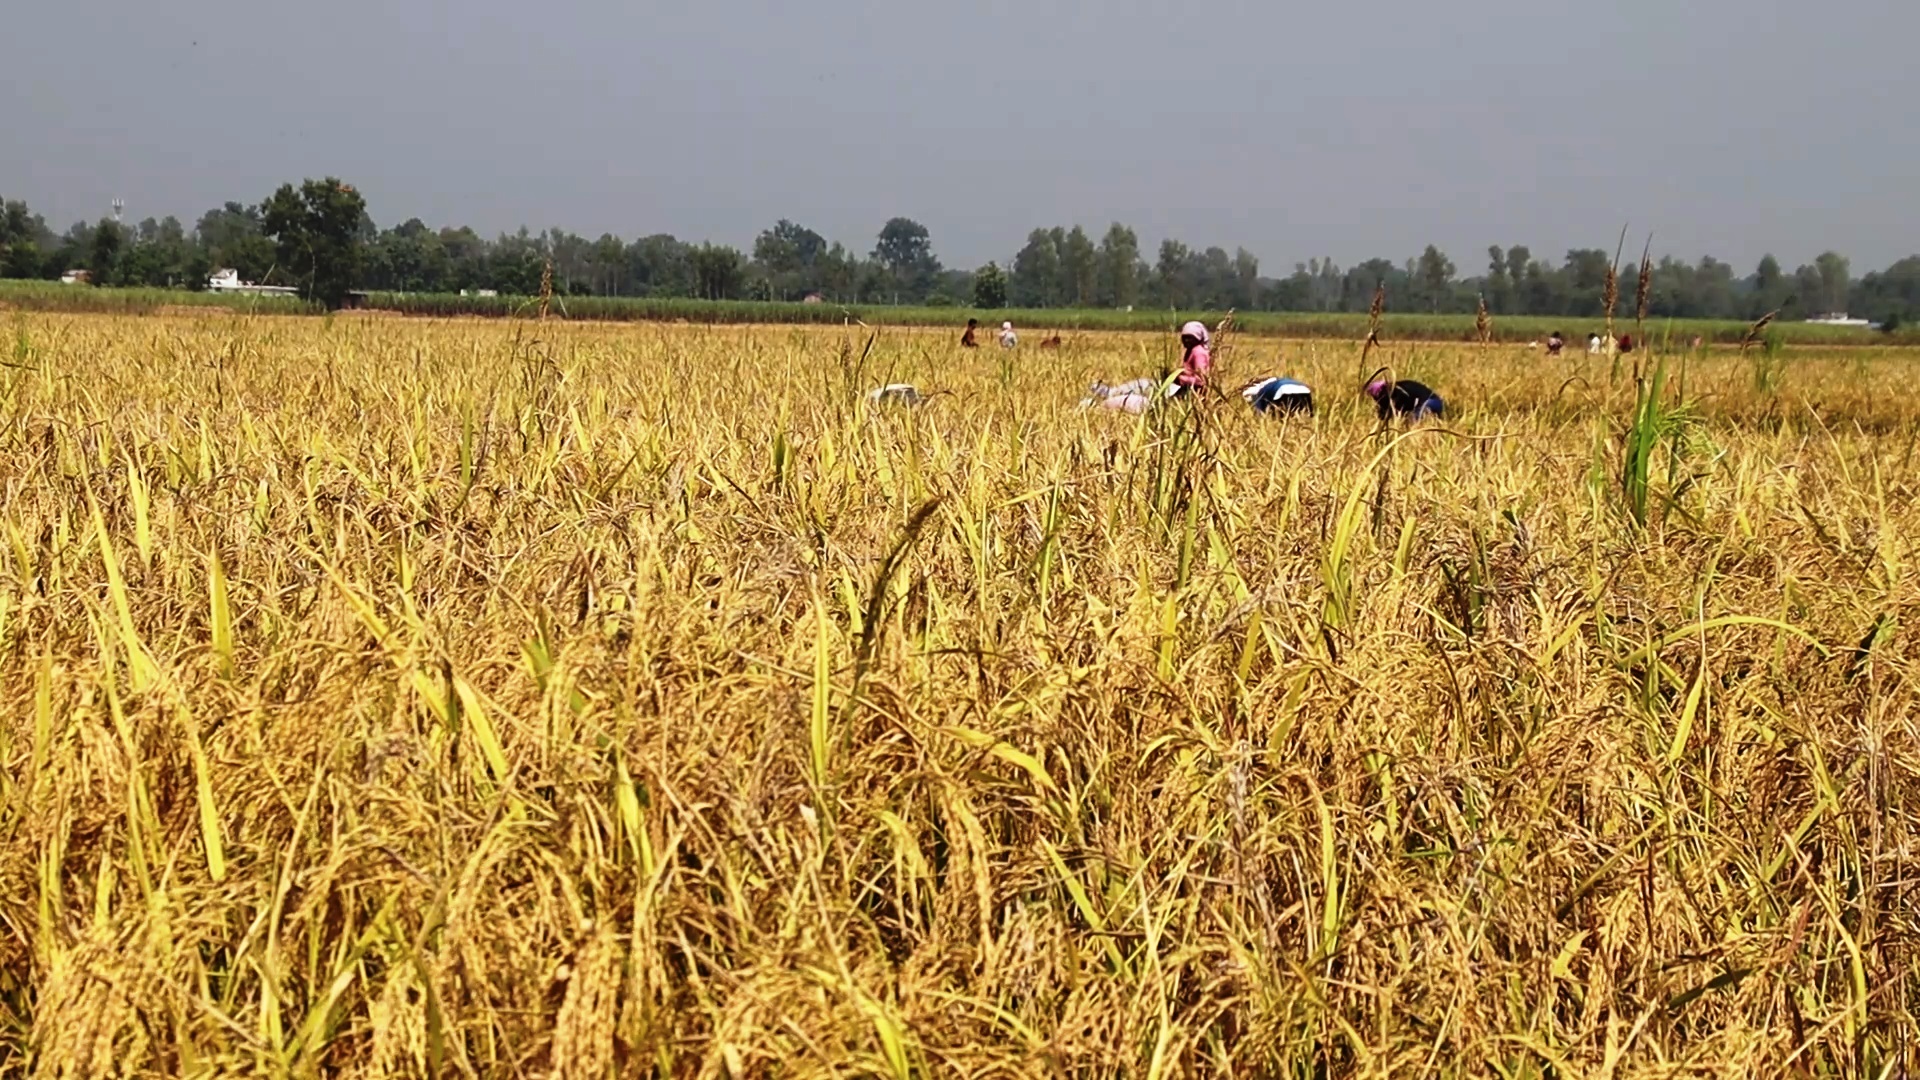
[4,185,1917,324]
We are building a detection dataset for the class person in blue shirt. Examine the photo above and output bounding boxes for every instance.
[1240,376,1314,416]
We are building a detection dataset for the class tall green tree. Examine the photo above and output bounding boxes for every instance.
[1342,258,1405,310]
[688,244,746,300]
[1503,246,1533,312]
[1485,246,1511,312]
[1413,244,1451,311]
[753,219,829,299]
[1010,229,1061,307]
[89,218,124,284]
[195,202,276,285]
[486,229,544,295]
[1,199,51,278]
[816,243,860,302]
[872,217,940,300]
[1154,240,1194,308]
[367,218,451,293]
[1059,226,1097,306]
[972,262,1008,309]
[3,239,41,279]
[260,178,368,308]
[1231,248,1260,309]
[1813,251,1851,314]
[1269,267,1315,311]
[1096,223,1141,308]
[630,234,692,297]
[1790,263,1826,319]
[1750,254,1787,317]
[1850,256,1920,325]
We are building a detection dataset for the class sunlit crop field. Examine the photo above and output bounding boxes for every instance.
[1,312,1915,1077]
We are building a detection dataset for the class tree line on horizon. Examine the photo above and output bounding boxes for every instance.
[3,182,1917,325]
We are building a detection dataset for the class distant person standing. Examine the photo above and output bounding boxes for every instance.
[999,321,1018,349]
[1617,333,1635,355]
[961,318,979,348]
[1546,330,1565,357]
[1587,332,1604,355]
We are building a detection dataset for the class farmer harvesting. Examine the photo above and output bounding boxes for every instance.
[999,321,1018,349]
[1546,330,1565,357]
[1241,376,1314,416]
[1081,378,1157,414]
[1366,374,1445,422]
[1081,320,1217,414]
[961,318,979,348]
[1169,321,1213,399]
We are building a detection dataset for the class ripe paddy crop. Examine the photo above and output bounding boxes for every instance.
[0,312,1914,1076]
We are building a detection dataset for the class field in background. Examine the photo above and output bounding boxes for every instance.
[0,280,317,316]
[0,313,1915,1075]
[360,293,1916,347]
[4,279,1913,346]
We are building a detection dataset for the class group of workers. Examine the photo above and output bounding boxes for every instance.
[940,314,1723,424]
[961,318,1020,350]
[977,314,1684,422]
[978,318,1445,423]
[1544,330,1637,357]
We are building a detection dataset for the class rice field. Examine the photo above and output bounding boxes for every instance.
[0,312,1915,1077]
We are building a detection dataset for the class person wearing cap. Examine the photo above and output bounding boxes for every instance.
[1167,321,1212,399]
[1365,376,1444,422]
[999,321,1018,349]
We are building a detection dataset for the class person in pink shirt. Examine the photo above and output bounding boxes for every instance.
[1170,320,1212,399]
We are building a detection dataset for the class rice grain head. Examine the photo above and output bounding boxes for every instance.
[552,921,622,1080]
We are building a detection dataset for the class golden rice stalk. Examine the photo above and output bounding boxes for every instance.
[368,963,430,1078]
[177,704,228,882]
[1603,224,1626,351]
[86,484,158,692]
[1740,310,1779,355]
[1360,283,1386,368]
[1633,236,1654,378]
[552,921,621,1080]
[1635,238,1653,327]
[207,547,233,678]
[30,932,135,1080]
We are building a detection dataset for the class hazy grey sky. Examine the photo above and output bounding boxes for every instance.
[7,0,1917,273]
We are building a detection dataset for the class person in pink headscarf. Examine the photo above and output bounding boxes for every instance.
[1170,320,1212,399]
